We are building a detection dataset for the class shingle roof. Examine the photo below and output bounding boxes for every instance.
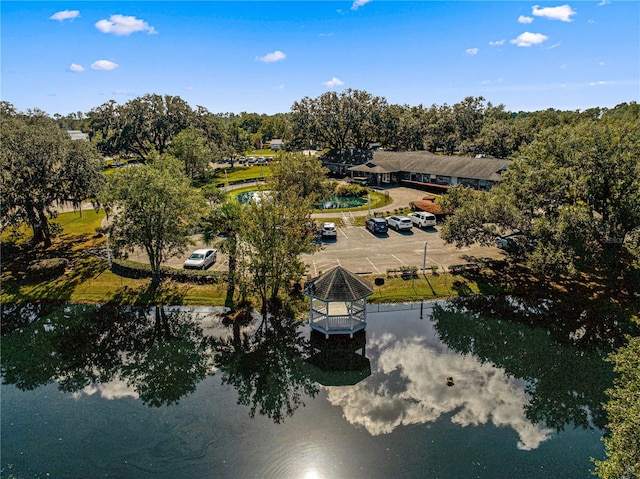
[305,266,374,301]
[349,151,508,182]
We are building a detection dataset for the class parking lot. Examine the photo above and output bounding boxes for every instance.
[127,185,505,275]
[302,223,503,277]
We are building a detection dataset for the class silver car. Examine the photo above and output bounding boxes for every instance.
[183,249,217,270]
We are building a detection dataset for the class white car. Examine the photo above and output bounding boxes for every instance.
[386,215,413,231]
[183,249,217,270]
[408,211,437,228]
[321,222,337,238]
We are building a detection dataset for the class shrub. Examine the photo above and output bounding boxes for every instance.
[111,259,227,284]
[26,258,69,281]
[333,183,368,198]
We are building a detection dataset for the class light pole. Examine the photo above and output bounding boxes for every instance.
[422,241,427,273]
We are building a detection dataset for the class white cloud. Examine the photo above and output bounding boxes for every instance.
[510,32,549,47]
[91,60,119,71]
[351,0,372,10]
[50,10,79,21]
[532,4,577,22]
[323,77,344,88]
[466,48,479,55]
[112,89,136,96]
[319,32,334,37]
[518,15,534,24]
[598,0,610,5]
[95,14,157,36]
[489,39,505,46]
[68,63,84,72]
[257,50,287,63]
[589,80,615,86]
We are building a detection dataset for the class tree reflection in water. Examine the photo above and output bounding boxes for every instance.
[1,303,214,407]
[210,302,319,423]
[1,301,319,423]
[431,296,616,432]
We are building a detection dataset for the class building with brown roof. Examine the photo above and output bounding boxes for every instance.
[347,150,509,191]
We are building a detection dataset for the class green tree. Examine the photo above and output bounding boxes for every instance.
[104,156,206,287]
[441,116,640,284]
[225,121,252,165]
[593,335,640,479]
[290,89,388,153]
[237,187,317,322]
[168,126,213,180]
[203,198,244,309]
[63,138,106,216]
[268,152,330,203]
[89,94,194,160]
[1,103,105,247]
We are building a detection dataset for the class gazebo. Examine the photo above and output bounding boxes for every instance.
[304,266,374,338]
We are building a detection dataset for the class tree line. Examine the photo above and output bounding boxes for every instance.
[52,91,639,163]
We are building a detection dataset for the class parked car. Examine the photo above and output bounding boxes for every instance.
[496,233,526,253]
[366,217,388,234]
[256,157,267,165]
[386,215,413,231]
[408,211,437,228]
[321,222,337,238]
[183,249,217,270]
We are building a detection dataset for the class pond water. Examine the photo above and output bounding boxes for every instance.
[1,299,611,479]
[236,190,366,210]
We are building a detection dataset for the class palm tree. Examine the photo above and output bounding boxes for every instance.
[203,199,243,309]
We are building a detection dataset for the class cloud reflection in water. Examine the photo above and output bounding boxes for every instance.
[324,331,553,450]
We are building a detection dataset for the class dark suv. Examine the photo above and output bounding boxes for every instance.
[366,217,388,234]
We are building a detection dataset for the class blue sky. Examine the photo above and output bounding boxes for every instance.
[2,1,639,116]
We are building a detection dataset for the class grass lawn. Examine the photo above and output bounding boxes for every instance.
[212,165,272,185]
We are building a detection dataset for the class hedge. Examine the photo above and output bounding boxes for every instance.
[111,259,227,284]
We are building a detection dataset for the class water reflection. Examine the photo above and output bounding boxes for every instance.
[323,309,554,450]
[432,297,615,431]
[306,329,371,386]
[1,303,213,407]
[1,299,613,443]
[211,310,319,423]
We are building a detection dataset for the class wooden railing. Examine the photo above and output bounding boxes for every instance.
[310,313,366,333]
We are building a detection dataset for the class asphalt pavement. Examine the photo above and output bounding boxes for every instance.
[100,183,505,275]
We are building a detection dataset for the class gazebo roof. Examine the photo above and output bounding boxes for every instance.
[305,266,374,301]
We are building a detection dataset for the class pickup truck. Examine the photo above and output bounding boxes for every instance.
[408,211,437,228]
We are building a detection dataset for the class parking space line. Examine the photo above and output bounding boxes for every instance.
[392,254,407,266]
[366,257,381,274]
[339,229,349,240]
